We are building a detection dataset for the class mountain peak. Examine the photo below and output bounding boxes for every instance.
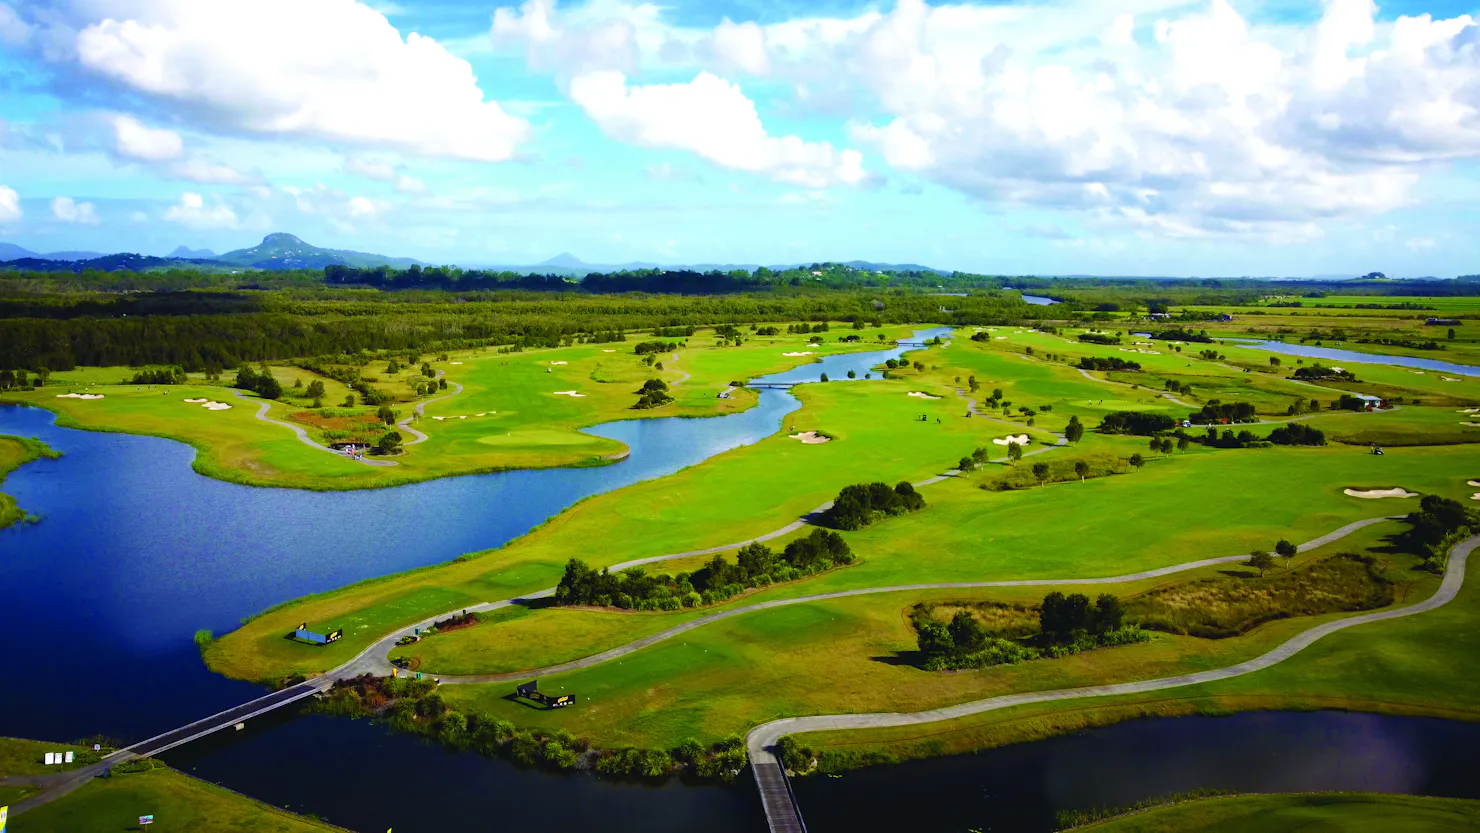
[168,245,218,259]
[538,252,588,269]
[259,233,308,247]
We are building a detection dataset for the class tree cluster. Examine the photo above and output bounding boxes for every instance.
[1266,423,1326,446]
[1098,411,1176,435]
[633,340,680,355]
[1407,495,1476,572]
[128,366,187,385]
[1187,400,1256,424]
[1078,332,1121,345]
[1292,364,1360,382]
[554,528,854,610]
[632,378,673,409]
[822,481,926,530]
[1079,356,1142,372]
[1150,328,1214,343]
[234,365,283,400]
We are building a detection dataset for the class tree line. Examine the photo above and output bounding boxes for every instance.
[821,481,927,530]
[554,528,855,610]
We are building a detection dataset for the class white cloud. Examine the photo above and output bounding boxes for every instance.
[129,210,148,222]
[0,2,31,45]
[163,192,238,228]
[1405,237,1438,252]
[169,157,256,185]
[344,155,399,182]
[395,175,427,194]
[112,114,183,161]
[51,196,100,224]
[0,185,20,223]
[75,0,529,162]
[711,19,769,75]
[347,195,387,218]
[569,71,866,187]
[493,0,640,76]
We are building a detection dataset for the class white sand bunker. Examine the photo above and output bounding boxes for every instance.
[1468,480,1480,487]
[1473,493,1480,502]
[200,401,231,411]
[550,361,568,365]
[1412,371,1426,375]
[783,352,814,357]
[449,361,463,365]
[1458,409,1478,414]
[602,349,616,353]
[183,398,207,404]
[994,336,1007,340]
[1442,376,1463,382]
[993,434,1030,446]
[553,391,586,397]
[908,391,942,400]
[789,431,831,444]
[1462,422,1480,427]
[433,416,446,420]
[56,392,106,400]
[1343,488,1418,499]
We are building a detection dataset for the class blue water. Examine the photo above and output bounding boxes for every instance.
[1220,338,1480,377]
[1004,289,1058,306]
[0,328,950,743]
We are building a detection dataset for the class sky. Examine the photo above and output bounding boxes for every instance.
[0,0,1478,275]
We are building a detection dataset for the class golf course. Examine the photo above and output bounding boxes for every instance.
[4,281,1478,831]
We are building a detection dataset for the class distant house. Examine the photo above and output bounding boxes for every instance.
[1355,394,1385,410]
[1149,313,1172,320]
[1217,313,1235,322]
[1426,317,1461,326]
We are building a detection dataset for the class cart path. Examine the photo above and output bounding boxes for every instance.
[230,390,399,467]
[364,515,1401,684]
[397,370,465,446]
[745,532,1475,767]
[953,388,1067,463]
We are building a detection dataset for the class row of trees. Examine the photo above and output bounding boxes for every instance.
[1188,400,1257,423]
[553,528,855,610]
[821,481,927,530]
[1079,356,1142,372]
[233,365,283,400]
[914,591,1148,671]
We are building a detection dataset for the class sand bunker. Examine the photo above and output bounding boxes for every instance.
[602,349,616,353]
[1412,371,1426,375]
[908,391,942,400]
[433,416,446,421]
[1473,493,1480,502]
[1468,481,1480,487]
[1462,422,1480,427]
[1459,409,1478,414]
[1442,376,1463,382]
[201,401,231,411]
[994,336,1007,340]
[993,434,1030,446]
[449,361,463,365]
[789,431,832,444]
[550,361,568,365]
[1343,488,1418,499]
[783,352,814,357]
[183,398,207,404]
[56,393,105,400]
[553,391,586,397]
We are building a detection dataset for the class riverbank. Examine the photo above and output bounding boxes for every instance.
[0,434,60,529]
[1078,792,1480,832]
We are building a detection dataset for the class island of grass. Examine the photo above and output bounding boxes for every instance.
[196,327,1480,786]
[0,736,344,832]
[0,435,60,529]
[1072,792,1480,832]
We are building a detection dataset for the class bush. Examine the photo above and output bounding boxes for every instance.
[1099,411,1176,435]
[822,481,927,530]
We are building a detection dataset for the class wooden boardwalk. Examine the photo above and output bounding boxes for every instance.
[753,762,807,833]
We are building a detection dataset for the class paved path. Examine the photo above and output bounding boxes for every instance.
[1073,365,1196,408]
[746,532,1476,770]
[953,387,1068,463]
[379,516,1399,685]
[396,371,465,446]
[9,679,332,815]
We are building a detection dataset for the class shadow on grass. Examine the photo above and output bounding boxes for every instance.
[870,650,927,668]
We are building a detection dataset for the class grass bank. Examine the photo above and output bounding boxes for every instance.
[0,435,61,529]
[1076,792,1480,832]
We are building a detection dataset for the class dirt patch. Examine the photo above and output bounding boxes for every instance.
[292,411,383,431]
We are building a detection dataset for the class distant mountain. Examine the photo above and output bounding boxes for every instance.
[215,233,425,271]
[1,253,219,273]
[169,245,218,259]
[0,242,105,262]
[480,255,949,276]
[536,252,590,269]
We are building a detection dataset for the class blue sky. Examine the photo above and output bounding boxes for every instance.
[1,0,1478,275]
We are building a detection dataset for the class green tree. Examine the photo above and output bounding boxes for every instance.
[1247,550,1274,577]
[1129,453,1145,471]
[1064,415,1084,444]
[958,457,976,473]
[377,405,398,425]
[968,375,980,393]
[255,374,283,400]
[342,393,357,407]
[820,373,829,382]
[1007,442,1023,465]
[304,379,326,400]
[1032,461,1050,486]
[1275,539,1298,566]
[1269,356,1281,367]
[376,430,403,455]
[1177,435,1190,451]
[1074,460,1089,481]
[916,620,954,655]
[847,369,856,379]
[948,610,985,653]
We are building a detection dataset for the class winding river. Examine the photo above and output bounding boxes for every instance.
[3,328,1476,831]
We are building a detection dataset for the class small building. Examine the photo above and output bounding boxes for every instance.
[1149,313,1171,320]
[1354,394,1385,411]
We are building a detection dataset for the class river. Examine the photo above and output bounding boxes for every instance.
[1218,338,1480,377]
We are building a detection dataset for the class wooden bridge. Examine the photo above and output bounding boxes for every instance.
[745,382,797,389]
[753,761,808,833]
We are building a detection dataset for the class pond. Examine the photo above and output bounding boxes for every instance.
[1219,338,1480,377]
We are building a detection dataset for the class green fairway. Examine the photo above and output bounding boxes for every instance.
[9,764,346,832]
[1078,792,1480,832]
[0,435,60,529]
